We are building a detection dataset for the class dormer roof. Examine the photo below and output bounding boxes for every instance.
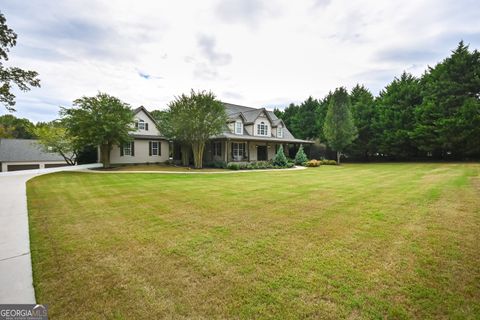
[224,103,279,126]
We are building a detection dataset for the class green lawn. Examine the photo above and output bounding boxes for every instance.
[27,163,480,319]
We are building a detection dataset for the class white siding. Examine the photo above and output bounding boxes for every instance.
[133,109,161,136]
[253,113,272,137]
[110,139,169,164]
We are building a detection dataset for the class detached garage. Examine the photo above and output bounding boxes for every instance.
[0,139,69,172]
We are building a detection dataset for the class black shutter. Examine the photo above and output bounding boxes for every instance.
[120,144,124,156]
[219,142,222,156]
[149,141,152,156]
[135,121,138,129]
[145,123,149,131]
[231,143,234,158]
[131,141,135,156]
[158,141,161,156]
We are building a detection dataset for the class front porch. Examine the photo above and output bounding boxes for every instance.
[204,139,302,163]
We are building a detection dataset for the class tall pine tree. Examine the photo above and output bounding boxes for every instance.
[413,41,480,158]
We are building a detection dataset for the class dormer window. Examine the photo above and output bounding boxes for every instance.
[257,121,268,136]
[235,121,243,135]
[277,127,283,138]
[135,119,148,131]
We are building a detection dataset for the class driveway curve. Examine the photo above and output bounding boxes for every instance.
[0,163,101,303]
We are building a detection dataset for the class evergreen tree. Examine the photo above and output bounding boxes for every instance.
[348,84,376,160]
[294,144,308,165]
[292,97,321,139]
[272,145,288,166]
[323,87,358,164]
[375,72,422,159]
[413,41,480,158]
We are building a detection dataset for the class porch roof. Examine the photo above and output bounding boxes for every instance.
[211,133,313,144]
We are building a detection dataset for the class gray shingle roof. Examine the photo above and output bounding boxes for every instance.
[221,102,312,144]
[0,139,65,162]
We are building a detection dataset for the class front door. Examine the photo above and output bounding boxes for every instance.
[257,145,267,161]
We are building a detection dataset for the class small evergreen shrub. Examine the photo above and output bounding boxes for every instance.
[294,145,308,165]
[272,146,288,167]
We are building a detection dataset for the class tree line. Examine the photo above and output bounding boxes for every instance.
[274,41,480,161]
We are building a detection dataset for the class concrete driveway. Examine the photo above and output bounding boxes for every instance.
[0,164,101,303]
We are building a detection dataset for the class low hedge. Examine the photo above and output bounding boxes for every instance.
[227,161,294,170]
[304,159,337,167]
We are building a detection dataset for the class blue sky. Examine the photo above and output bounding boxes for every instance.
[1,0,479,122]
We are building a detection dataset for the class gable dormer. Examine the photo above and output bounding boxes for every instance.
[133,106,161,136]
[253,111,271,137]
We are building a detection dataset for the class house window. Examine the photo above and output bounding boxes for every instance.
[277,127,283,138]
[123,142,132,156]
[257,122,268,136]
[138,120,145,130]
[232,142,245,160]
[235,121,243,134]
[213,142,222,157]
[150,141,159,156]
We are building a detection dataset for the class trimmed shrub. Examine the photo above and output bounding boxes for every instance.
[272,145,288,167]
[320,159,337,165]
[209,161,227,168]
[305,159,321,167]
[227,162,240,170]
[294,145,308,165]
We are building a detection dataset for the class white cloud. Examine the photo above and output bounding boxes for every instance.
[1,0,479,122]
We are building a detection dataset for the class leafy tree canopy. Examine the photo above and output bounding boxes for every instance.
[60,92,134,168]
[159,90,227,168]
[0,12,40,111]
[0,114,35,138]
[323,87,358,163]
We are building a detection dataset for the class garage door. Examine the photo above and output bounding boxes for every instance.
[7,164,40,171]
[44,163,67,168]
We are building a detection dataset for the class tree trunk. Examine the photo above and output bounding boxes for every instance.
[100,143,111,168]
[337,151,341,165]
[181,144,190,166]
[192,141,205,169]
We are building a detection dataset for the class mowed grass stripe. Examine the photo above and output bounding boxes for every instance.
[27,163,480,319]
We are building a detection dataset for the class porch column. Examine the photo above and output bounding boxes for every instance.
[224,140,228,162]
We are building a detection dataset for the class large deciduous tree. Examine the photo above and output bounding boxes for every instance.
[159,90,226,169]
[0,12,40,111]
[60,93,134,168]
[0,114,35,138]
[323,87,358,164]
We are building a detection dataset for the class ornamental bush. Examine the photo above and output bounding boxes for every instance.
[272,145,288,167]
[305,159,321,167]
[227,162,240,170]
[294,145,308,165]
